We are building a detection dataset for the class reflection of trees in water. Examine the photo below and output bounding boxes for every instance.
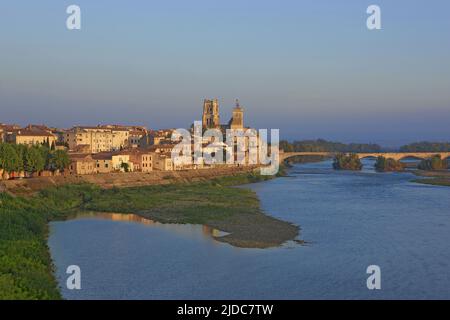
[75,212,225,239]
[79,212,157,225]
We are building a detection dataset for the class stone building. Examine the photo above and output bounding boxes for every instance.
[228,100,244,129]
[152,153,173,171]
[92,152,113,174]
[140,129,177,147]
[201,98,245,131]
[120,149,154,172]
[202,99,221,129]
[9,128,57,146]
[200,98,260,166]
[64,126,130,153]
[0,124,21,143]
[111,152,133,172]
[68,154,96,175]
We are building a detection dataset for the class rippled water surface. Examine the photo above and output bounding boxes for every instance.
[48,160,450,299]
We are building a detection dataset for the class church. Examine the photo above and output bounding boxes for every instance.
[201,98,245,131]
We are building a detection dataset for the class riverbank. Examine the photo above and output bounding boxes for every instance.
[0,166,261,196]
[411,170,450,187]
[0,171,299,299]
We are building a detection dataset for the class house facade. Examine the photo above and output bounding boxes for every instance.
[68,154,96,175]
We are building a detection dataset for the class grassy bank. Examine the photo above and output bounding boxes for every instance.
[0,172,298,300]
[411,170,450,187]
[413,178,450,187]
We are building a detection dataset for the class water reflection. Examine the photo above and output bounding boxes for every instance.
[70,211,228,240]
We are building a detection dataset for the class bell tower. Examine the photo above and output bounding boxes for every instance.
[202,99,221,129]
[230,99,244,129]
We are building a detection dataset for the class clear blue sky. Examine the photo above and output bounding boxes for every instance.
[1,0,449,146]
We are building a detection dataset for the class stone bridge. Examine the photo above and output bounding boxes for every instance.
[279,151,450,163]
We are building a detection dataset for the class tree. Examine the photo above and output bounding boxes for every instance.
[418,155,448,171]
[24,147,45,174]
[375,156,405,172]
[280,140,294,152]
[333,153,363,171]
[0,143,21,174]
[51,150,70,172]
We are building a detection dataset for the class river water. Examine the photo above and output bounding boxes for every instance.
[48,159,450,299]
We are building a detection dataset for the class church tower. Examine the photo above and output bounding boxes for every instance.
[202,99,221,129]
[229,99,244,129]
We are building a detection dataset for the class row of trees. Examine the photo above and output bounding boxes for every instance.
[0,143,70,177]
[400,142,450,152]
[281,139,450,153]
[332,154,448,172]
[280,139,382,153]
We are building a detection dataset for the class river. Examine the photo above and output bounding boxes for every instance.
[48,159,450,299]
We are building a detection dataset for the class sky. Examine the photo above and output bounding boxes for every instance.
[1,0,449,147]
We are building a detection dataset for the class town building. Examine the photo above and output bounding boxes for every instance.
[68,154,96,175]
[92,152,113,174]
[152,153,173,171]
[111,152,133,172]
[118,149,154,172]
[8,128,57,146]
[0,124,21,143]
[139,129,177,147]
[129,130,146,148]
[64,126,130,153]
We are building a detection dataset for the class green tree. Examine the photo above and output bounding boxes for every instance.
[375,156,405,172]
[280,140,294,152]
[24,147,45,174]
[333,153,363,171]
[0,143,22,174]
[51,150,70,172]
[418,155,448,171]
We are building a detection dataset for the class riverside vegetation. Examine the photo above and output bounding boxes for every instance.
[413,155,450,187]
[374,156,405,172]
[418,155,448,171]
[332,153,363,171]
[0,142,70,179]
[0,171,298,300]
